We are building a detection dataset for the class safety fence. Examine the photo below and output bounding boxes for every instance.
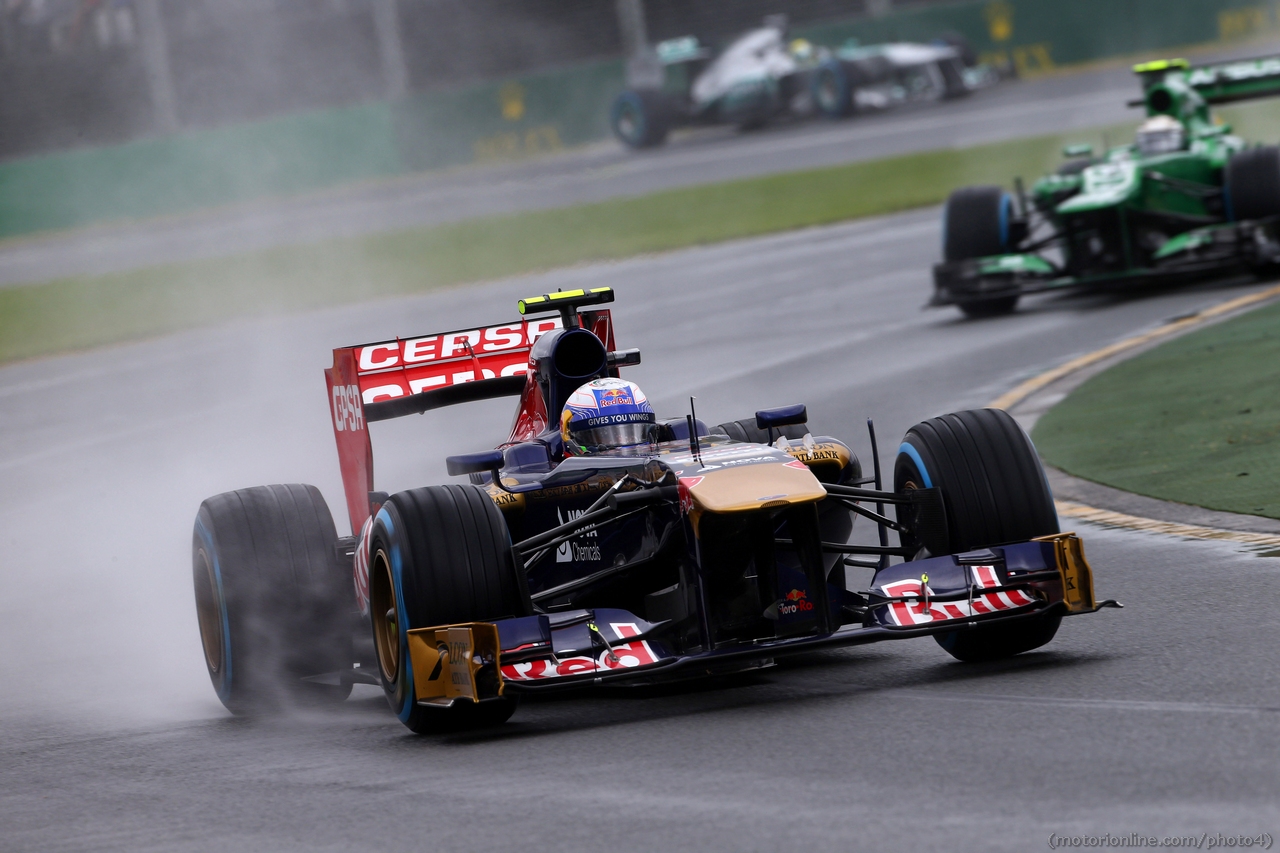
[0,60,623,238]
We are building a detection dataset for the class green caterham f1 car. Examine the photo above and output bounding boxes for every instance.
[932,55,1280,317]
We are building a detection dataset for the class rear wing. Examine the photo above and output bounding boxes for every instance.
[323,288,617,534]
[655,36,710,65]
[1134,55,1280,112]
[1185,55,1280,104]
[347,316,564,413]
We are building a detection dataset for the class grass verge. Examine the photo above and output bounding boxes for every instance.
[4,99,1280,365]
[1033,299,1280,520]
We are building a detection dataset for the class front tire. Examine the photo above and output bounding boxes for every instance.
[958,296,1019,318]
[192,484,353,714]
[942,186,1020,318]
[1225,146,1280,222]
[369,484,531,733]
[812,60,854,118]
[610,89,671,149]
[894,409,1061,662]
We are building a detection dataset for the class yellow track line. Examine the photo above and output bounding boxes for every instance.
[1056,500,1280,549]
[990,282,1280,411]
[988,283,1280,545]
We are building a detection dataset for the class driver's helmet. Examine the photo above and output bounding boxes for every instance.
[1135,115,1185,156]
[789,38,814,61]
[560,378,656,456]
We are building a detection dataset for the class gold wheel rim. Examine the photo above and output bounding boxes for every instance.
[193,548,223,675]
[370,549,399,683]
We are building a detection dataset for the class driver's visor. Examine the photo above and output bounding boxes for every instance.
[572,422,656,452]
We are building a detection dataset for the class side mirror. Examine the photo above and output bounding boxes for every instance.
[446,449,504,477]
[606,348,642,368]
[755,404,807,430]
[1062,143,1093,158]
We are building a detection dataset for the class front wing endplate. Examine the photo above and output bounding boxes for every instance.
[1035,532,1097,613]
[406,622,503,706]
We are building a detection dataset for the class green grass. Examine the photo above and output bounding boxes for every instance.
[1,126,1123,364]
[7,95,1280,365]
[1033,300,1280,519]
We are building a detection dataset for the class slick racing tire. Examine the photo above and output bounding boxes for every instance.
[955,297,1019,319]
[935,32,977,68]
[894,409,1062,662]
[942,186,1020,318]
[930,34,973,99]
[715,418,808,445]
[1225,146,1280,222]
[369,485,532,733]
[610,89,671,149]
[812,59,854,118]
[1056,157,1099,176]
[192,484,353,714]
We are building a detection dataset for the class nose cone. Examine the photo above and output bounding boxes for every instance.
[684,461,825,514]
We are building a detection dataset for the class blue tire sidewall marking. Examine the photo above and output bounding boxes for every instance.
[815,61,849,118]
[897,442,933,488]
[376,505,415,722]
[998,192,1011,249]
[194,516,233,703]
[613,93,645,144]
[941,200,949,255]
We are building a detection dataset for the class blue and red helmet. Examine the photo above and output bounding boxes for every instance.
[560,378,656,455]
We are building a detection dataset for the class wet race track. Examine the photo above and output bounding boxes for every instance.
[3,204,1280,851]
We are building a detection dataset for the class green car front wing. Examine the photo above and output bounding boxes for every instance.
[931,216,1280,308]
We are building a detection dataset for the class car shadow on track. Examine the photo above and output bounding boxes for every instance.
[180,644,1118,748]
[368,646,1119,747]
[931,272,1271,326]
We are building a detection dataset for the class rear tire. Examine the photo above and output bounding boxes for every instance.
[894,409,1061,662]
[715,418,808,445]
[369,485,531,733]
[936,32,977,68]
[1225,146,1280,222]
[610,89,671,149]
[943,186,1020,317]
[192,484,353,714]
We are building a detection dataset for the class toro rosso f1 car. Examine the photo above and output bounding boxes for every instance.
[610,16,1001,149]
[191,288,1118,731]
[933,54,1280,317]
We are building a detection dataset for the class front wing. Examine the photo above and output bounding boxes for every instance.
[405,534,1118,705]
[931,217,1280,307]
